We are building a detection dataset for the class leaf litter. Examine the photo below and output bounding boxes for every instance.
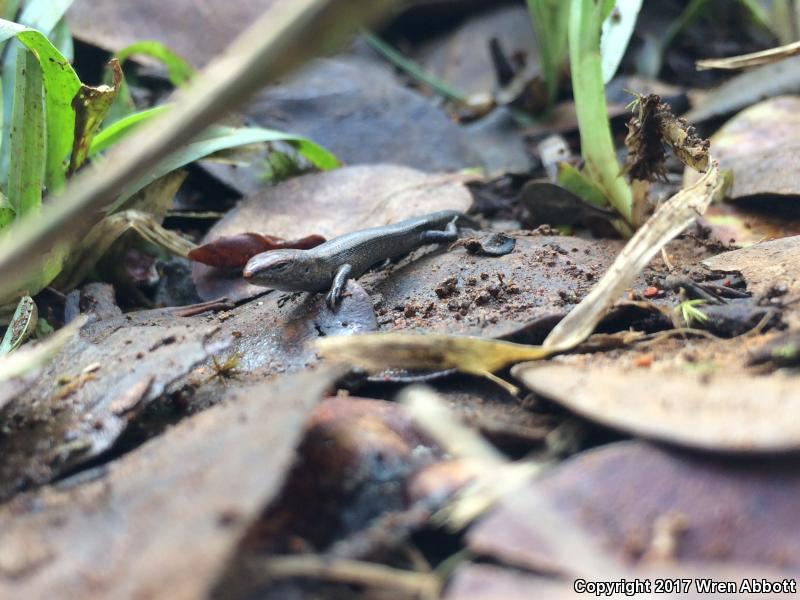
[0,2,797,599]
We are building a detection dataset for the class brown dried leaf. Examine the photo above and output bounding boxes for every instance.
[513,362,800,452]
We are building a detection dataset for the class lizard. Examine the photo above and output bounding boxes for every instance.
[242,210,477,309]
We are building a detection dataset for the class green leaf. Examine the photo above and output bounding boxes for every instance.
[102,41,195,127]
[108,125,341,212]
[527,0,570,110]
[362,32,465,102]
[115,40,195,87]
[600,0,643,84]
[0,294,36,355]
[89,105,172,157]
[7,50,45,218]
[0,2,77,191]
[0,190,14,230]
[0,18,82,195]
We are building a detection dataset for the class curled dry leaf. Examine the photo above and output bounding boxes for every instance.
[625,93,709,182]
[314,333,553,395]
[188,233,326,268]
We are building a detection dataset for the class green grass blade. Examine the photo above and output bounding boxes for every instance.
[116,40,195,87]
[363,31,466,102]
[0,190,13,231]
[111,125,340,212]
[527,0,570,110]
[90,105,172,157]
[569,0,633,224]
[7,50,45,218]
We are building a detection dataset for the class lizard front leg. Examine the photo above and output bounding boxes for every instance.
[420,216,459,244]
[326,263,353,309]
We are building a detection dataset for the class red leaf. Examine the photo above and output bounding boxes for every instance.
[188,233,326,268]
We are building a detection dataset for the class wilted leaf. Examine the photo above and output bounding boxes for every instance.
[0,295,36,355]
[543,165,720,350]
[53,209,195,292]
[68,58,123,175]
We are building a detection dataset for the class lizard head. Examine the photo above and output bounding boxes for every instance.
[243,249,321,292]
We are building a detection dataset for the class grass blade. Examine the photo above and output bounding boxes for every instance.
[17,0,74,36]
[107,125,340,213]
[569,0,633,223]
[600,0,643,84]
[89,105,172,156]
[7,50,45,218]
[116,40,195,87]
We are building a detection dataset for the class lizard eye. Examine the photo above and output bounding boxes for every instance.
[268,262,290,272]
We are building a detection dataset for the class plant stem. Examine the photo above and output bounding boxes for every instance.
[569,0,633,225]
[527,0,570,111]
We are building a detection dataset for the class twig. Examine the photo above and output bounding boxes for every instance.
[696,40,800,70]
[262,555,440,600]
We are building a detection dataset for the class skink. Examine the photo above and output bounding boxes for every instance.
[243,210,475,308]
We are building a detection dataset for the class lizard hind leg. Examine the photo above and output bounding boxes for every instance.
[420,217,459,244]
[326,263,353,310]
